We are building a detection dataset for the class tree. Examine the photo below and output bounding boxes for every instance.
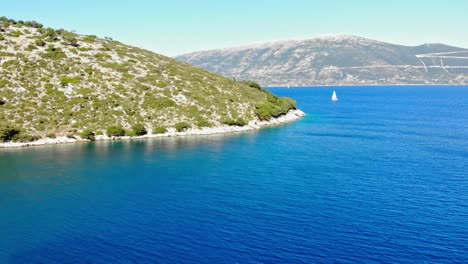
[43,28,58,40]
[125,130,136,137]
[131,123,147,136]
[64,35,79,47]
[278,97,297,110]
[175,122,190,132]
[0,125,20,142]
[68,37,79,47]
[255,102,275,120]
[84,67,93,75]
[12,134,40,143]
[106,126,125,137]
[245,81,262,90]
[80,129,95,141]
[153,126,167,134]
[35,38,46,47]
[223,117,248,126]
[25,20,43,28]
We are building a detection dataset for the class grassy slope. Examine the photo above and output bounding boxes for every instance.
[0,17,295,140]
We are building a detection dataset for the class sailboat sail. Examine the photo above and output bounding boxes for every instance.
[332,90,338,101]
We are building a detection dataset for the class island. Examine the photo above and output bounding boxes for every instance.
[0,17,304,148]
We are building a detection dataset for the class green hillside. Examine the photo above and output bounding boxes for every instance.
[0,17,296,142]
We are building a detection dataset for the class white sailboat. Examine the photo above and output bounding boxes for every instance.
[331,90,338,101]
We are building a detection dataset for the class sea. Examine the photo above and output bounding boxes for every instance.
[0,86,467,263]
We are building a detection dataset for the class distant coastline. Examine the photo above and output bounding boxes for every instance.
[265,84,468,88]
[0,110,305,149]
[176,35,468,88]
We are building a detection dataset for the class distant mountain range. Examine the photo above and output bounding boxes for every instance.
[176,35,468,86]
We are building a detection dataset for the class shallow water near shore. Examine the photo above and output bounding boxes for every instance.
[1,86,467,263]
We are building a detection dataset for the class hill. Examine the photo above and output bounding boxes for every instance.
[176,34,468,86]
[0,17,299,145]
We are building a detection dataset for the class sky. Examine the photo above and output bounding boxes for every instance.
[2,0,468,56]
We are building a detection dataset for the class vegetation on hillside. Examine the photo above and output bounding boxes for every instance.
[242,81,297,120]
[0,17,297,142]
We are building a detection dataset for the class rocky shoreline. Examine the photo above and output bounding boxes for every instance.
[0,110,305,149]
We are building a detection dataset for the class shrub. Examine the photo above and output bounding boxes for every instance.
[77,47,91,52]
[8,31,21,37]
[196,119,213,128]
[25,20,42,28]
[106,126,125,137]
[84,67,93,75]
[41,45,67,59]
[125,130,136,137]
[64,35,79,47]
[153,126,167,134]
[245,80,262,90]
[82,35,97,43]
[25,44,37,51]
[35,39,46,47]
[142,96,176,109]
[46,132,56,138]
[43,28,58,40]
[0,125,20,142]
[265,90,279,104]
[80,129,95,141]
[122,73,134,80]
[0,34,4,41]
[59,76,80,86]
[36,124,46,132]
[0,80,9,88]
[255,102,277,120]
[95,53,111,61]
[175,122,190,132]
[278,97,297,110]
[12,134,40,143]
[255,96,297,120]
[2,60,19,69]
[0,51,15,57]
[131,123,147,136]
[100,62,128,73]
[223,117,248,126]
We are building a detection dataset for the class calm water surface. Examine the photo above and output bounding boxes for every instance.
[1,86,467,263]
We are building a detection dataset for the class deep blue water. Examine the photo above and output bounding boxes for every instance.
[1,86,467,263]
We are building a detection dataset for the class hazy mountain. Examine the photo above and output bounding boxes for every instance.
[176,34,468,86]
[0,17,296,142]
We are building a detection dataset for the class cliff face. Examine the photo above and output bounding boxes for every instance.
[176,34,468,86]
[0,17,295,140]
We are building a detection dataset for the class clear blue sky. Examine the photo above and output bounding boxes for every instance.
[2,0,467,56]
